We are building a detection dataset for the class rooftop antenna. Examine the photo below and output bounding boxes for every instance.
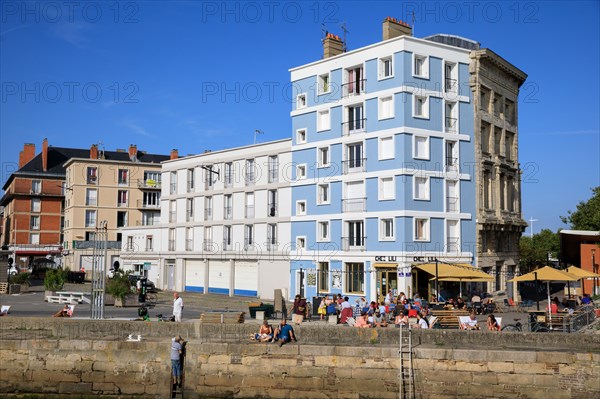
[97,141,105,159]
[321,23,328,39]
[254,129,264,144]
[340,22,348,52]
[410,11,416,35]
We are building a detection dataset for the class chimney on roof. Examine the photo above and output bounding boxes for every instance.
[129,144,138,161]
[170,149,178,160]
[41,138,49,172]
[19,143,36,168]
[90,144,98,160]
[383,16,412,40]
[323,33,344,59]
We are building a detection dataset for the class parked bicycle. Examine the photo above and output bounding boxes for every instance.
[501,313,549,332]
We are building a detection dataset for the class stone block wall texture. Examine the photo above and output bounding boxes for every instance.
[0,318,599,398]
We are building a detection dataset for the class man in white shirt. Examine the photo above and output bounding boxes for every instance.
[173,292,183,322]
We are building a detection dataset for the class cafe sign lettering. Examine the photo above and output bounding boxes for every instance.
[374,255,397,262]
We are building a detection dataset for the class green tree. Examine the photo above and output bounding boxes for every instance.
[561,186,600,231]
[519,229,560,273]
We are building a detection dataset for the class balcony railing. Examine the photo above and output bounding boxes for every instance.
[342,198,366,213]
[266,241,278,251]
[137,200,160,209]
[136,220,157,226]
[85,219,96,228]
[444,77,458,92]
[267,204,277,217]
[202,240,214,252]
[85,199,97,206]
[245,205,254,219]
[341,118,367,136]
[446,157,459,172]
[204,208,213,221]
[446,196,459,212]
[445,117,457,133]
[342,236,366,251]
[169,211,176,223]
[341,79,366,98]
[138,179,161,189]
[87,176,98,185]
[342,158,366,174]
[224,174,233,188]
[268,169,278,183]
[245,173,255,186]
[224,206,233,220]
[168,240,175,251]
[186,239,193,251]
[117,202,128,208]
[186,210,194,222]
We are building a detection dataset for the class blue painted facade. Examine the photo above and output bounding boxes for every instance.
[290,37,476,303]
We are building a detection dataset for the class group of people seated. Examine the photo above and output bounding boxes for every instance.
[350,291,431,329]
[250,319,297,347]
[459,312,501,331]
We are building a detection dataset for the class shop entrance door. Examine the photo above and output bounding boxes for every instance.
[376,267,398,303]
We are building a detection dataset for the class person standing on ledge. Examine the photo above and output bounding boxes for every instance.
[173,292,183,322]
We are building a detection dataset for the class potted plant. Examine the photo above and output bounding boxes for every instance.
[106,271,135,307]
[10,272,31,293]
[44,268,67,299]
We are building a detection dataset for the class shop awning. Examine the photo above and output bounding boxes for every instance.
[413,263,491,280]
[372,263,398,268]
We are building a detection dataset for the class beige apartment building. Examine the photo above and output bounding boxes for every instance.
[62,144,174,271]
[470,49,528,294]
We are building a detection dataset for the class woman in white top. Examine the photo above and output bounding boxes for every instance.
[416,312,429,329]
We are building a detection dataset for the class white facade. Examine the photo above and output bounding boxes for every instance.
[120,139,292,299]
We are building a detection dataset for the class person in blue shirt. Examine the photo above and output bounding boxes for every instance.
[581,294,593,305]
[171,336,185,387]
[274,319,297,347]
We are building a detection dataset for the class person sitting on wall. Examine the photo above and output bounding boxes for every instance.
[462,312,480,330]
[456,297,466,309]
[274,319,297,347]
[581,294,593,305]
[415,312,429,329]
[251,320,274,342]
[487,314,501,331]
[372,310,388,327]
[52,304,70,318]
[354,312,370,328]
[395,309,409,328]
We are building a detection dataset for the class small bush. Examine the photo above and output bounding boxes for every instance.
[106,271,134,300]
[11,272,31,286]
[44,268,68,291]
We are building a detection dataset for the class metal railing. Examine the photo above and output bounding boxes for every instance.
[567,304,596,333]
[445,116,457,133]
[342,198,366,213]
[342,236,366,251]
[342,158,366,174]
[224,174,233,188]
[203,240,213,251]
[224,206,233,220]
[137,200,160,209]
[341,118,367,136]
[268,169,278,183]
[245,173,255,186]
[444,77,457,92]
[117,201,128,208]
[446,196,459,212]
[204,208,213,221]
[341,78,366,97]
[137,179,161,189]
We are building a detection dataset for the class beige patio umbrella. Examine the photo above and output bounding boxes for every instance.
[565,266,600,296]
[509,266,579,327]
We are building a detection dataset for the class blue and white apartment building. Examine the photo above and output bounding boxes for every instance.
[288,18,478,302]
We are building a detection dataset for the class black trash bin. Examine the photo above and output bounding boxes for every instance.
[69,271,85,284]
[248,304,274,319]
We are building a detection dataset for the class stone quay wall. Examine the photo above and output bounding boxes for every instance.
[0,318,599,398]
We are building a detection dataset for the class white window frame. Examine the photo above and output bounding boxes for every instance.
[378,176,395,201]
[378,135,394,160]
[413,54,429,79]
[317,109,331,131]
[31,198,41,212]
[317,146,330,168]
[413,135,430,160]
[413,176,430,201]
[318,73,331,94]
[317,183,330,205]
[446,219,461,253]
[414,217,430,242]
[317,220,330,242]
[413,94,429,119]
[296,200,307,216]
[379,218,395,241]
[378,56,393,80]
[296,236,307,250]
[30,215,40,230]
[378,95,394,120]
[31,179,42,193]
[30,233,40,245]
[296,93,307,109]
[296,128,307,144]
[85,188,97,206]
[296,164,307,180]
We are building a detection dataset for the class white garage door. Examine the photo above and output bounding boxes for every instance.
[185,260,205,293]
[208,260,230,295]
[234,261,258,297]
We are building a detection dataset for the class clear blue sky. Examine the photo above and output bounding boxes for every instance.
[1,1,599,233]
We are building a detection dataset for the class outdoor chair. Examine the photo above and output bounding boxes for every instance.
[0,305,10,315]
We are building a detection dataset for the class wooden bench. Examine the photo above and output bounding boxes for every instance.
[430,309,469,329]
